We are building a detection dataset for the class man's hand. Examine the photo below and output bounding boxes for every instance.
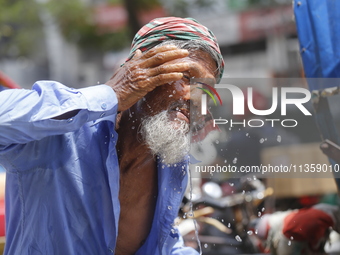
[106,45,190,112]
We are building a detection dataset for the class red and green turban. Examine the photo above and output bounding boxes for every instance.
[128,17,224,82]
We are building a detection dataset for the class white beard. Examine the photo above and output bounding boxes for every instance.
[140,111,190,165]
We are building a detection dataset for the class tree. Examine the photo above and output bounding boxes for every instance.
[0,0,43,57]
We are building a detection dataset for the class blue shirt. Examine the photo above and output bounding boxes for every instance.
[0,81,198,255]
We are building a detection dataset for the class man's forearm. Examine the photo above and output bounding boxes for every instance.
[0,81,118,147]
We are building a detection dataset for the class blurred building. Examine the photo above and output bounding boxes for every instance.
[181,0,301,80]
[0,0,302,89]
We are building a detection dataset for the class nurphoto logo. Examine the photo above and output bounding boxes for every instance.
[200,83,312,128]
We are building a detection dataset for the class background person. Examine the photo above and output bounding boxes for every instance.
[253,203,340,255]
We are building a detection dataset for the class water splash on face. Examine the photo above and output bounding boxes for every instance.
[140,111,190,164]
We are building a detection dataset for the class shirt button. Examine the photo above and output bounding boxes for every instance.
[100,113,105,118]
[67,118,73,123]
[101,103,107,110]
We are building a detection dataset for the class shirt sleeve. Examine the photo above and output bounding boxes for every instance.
[170,235,199,255]
[0,80,118,147]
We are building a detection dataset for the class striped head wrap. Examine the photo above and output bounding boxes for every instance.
[127,17,224,82]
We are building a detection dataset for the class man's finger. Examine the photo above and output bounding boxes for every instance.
[132,49,143,59]
[149,63,190,76]
[141,49,189,68]
[146,73,184,89]
[141,45,179,59]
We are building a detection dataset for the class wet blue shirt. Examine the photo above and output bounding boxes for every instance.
[0,81,198,255]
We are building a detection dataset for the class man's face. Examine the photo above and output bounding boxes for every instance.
[138,49,218,164]
[139,49,217,125]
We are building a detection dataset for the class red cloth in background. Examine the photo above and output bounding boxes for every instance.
[282,208,333,246]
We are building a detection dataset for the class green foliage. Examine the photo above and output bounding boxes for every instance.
[0,0,132,56]
[163,0,220,17]
[108,0,161,10]
[227,0,292,11]
[43,0,162,51]
[133,0,160,10]
[45,0,130,52]
[0,0,43,57]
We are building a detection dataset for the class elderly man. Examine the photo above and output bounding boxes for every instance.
[0,17,224,254]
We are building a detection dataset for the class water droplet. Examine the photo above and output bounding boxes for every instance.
[235,235,242,242]
[262,207,265,212]
[246,133,249,136]
[290,236,294,240]
[204,243,208,248]
[259,138,265,143]
[229,182,234,187]
[215,140,219,144]
[288,240,291,246]
[255,229,258,234]
[169,95,173,97]
[174,164,177,167]
[131,126,135,129]
[277,135,282,142]
[258,212,262,217]
[232,158,237,164]
[221,219,224,222]
[173,90,176,94]
[227,223,231,228]
[247,230,253,235]
[97,81,100,84]
[183,213,187,219]
[224,160,227,163]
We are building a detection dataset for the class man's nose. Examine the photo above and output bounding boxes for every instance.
[173,81,202,102]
